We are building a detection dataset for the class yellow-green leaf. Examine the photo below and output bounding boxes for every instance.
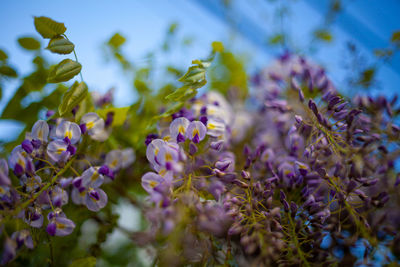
[0,66,17,77]
[212,41,224,53]
[98,107,130,127]
[17,37,41,50]
[46,36,75,54]
[68,257,96,267]
[59,81,88,116]
[314,29,333,42]
[108,33,126,49]
[47,59,82,83]
[34,16,66,39]
[0,49,7,62]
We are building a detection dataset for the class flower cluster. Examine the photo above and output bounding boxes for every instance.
[139,52,400,265]
[0,108,134,264]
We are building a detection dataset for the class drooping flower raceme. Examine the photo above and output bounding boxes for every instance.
[0,107,135,264]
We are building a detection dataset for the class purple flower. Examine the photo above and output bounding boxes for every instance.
[49,186,69,207]
[24,208,43,228]
[8,146,34,176]
[0,158,10,186]
[46,216,75,236]
[186,121,206,143]
[146,139,166,169]
[85,188,108,211]
[80,167,104,188]
[1,238,17,264]
[31,120,49,142]
[55,121,81,144]
[11,230,34,249]
[169,117,190,143]
[21,139,33,154]
[141,172,166,194]
[206,118,226,138]
[80,112,105,138]
[47,140,71,163]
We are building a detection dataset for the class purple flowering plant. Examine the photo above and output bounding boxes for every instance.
[0,16,399,267]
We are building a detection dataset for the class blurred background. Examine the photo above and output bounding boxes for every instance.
[0,1,399,265]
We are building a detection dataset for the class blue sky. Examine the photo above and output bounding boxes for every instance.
[0,0,399,141]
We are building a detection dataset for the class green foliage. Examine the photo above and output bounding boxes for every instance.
[46,36,75,54]
[17,36,41,50]
[0,65,17,77]
[210,50,248,100]
[108,33,126,49]
[314,29,333,42]
[68,256,96,267]
[34,16,66,39]
[0,49,8,62]
[134,79,151,95]
[98,107,130,127]
[59,81,88,116]
[268,33,284,45]
[47,59,82,83]
[211,41,224,53]
[357,67,376,88]
[391,31,400,45]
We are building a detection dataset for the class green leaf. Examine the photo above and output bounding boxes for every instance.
[178,65,206,85]
[108,33,126,49]
[0,65,17,77]
[17,37,41,50]
[168,23,178,35]
[46,36,75,54]
[391,31,400,44]
[58,81,88,116]
[314,29,333,42]
[98,107,130,127]
[166,84,202,102]
[211,41,224,53]
[134,79,151,95]
[47,59,82,83]
[0,49,7,62]
[68,257,96,267]
[34,16,66,39]
[268,34,284,45]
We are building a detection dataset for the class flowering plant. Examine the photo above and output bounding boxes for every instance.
[0,16,399,266]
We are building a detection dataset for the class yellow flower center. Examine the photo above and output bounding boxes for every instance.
[65,131,72,140]
[86,121,95,130]
[192,128,199,138]
[91,171,100,181]
[207,123,216,130]
[178,125,186,134]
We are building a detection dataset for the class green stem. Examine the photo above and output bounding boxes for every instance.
[13,158,75,216]
[288,214,310,267]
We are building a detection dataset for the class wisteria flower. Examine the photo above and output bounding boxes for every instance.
[8,146,34,176]
[85,187,108,211]
[80,167,104,188]
[31,120,49,142]
[0,158,10,186]
[47,140,73,163]
[186,121,206,143]
[169,117,190,143]
[55,121,81,144]
[80,112,105,137]
[46,216,76,236]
